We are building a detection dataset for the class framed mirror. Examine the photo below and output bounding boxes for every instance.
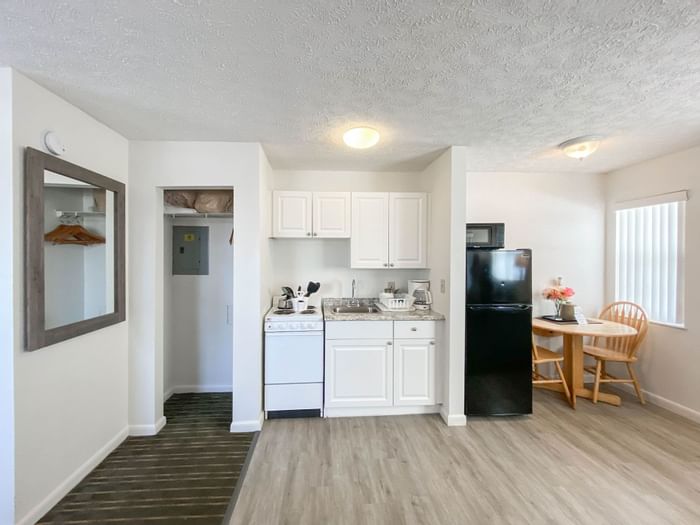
[24,147,126,351]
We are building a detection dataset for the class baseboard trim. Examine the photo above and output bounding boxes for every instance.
[440,407,467,426]
[612,384,700,425]
[324,405,440,418]
[230,412,264,433]
[17,426,129,525]
[129,416,167,436]
[164,385,233,401]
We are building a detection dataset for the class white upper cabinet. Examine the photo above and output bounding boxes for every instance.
[351,192,390,268]
[351,192,428,269]
[272,191,350,238]
[313,192,351,238]
[389,192,428,269]
[272,191,312,238]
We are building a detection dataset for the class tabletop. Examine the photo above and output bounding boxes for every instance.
[532,317,638,338]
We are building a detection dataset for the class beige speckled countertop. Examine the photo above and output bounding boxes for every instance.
[322,298,445,322]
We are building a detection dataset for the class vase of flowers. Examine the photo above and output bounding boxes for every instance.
[543,286,575,318]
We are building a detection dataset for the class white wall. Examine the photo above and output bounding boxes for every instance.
[128,141,265,434]
[605,146,700,421]
[466,171,606,317]
[0,67,16,525]
[164,217,233,394]
[270,170,432,301]
[421,150,454,419]
[8,70,129,525]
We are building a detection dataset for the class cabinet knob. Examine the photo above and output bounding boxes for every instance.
[410,327,417,331]
[306,232,311,236]
[383,263,388,267]
[430,341,435,345]
[387,341,392,346]
[389,263,395,267]
[313,232,318,237]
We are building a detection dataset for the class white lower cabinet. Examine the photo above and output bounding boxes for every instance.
[324,320,438,416]
[394,339,435,406]
[324,339,393,408]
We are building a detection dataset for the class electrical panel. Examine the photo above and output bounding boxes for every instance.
[172,226,209,275]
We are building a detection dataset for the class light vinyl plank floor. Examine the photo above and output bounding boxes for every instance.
[231,390,700,525]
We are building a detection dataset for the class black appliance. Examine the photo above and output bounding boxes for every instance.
[466,249,532,416]
[466,223,505,249]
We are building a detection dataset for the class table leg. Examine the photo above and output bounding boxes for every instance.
[563,333,621,407]
[562,334,581,409]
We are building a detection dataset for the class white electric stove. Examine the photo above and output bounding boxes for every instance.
[264,306,324,418]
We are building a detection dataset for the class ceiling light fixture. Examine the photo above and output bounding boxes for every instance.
[343,127,380,149]
[558,135,603,159]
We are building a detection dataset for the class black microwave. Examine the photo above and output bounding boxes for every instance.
[466,223,505,249]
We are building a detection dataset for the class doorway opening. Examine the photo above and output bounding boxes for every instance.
[162,188,234,403]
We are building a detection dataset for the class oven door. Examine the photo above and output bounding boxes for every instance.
[265,331,324,384]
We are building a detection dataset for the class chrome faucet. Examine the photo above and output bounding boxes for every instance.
[350,279,359,306]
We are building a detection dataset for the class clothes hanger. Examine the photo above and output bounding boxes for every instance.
[44,219,106,246]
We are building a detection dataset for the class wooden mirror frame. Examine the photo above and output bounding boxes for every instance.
[24,147,126,351]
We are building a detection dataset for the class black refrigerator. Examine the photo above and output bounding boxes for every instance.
[466,249,533,416]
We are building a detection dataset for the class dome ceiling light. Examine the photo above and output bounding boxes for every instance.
[559,135,604,159]
[343,127,380,149]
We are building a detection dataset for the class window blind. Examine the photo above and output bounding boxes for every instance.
[615,195,686,325]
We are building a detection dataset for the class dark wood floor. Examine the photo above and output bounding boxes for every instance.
[231,390,700,524]
[40,393,254,525]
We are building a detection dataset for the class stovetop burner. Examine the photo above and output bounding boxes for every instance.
[273,310,293,315]
[300,309,316,314]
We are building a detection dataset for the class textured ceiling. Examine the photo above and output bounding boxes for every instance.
[2,0,700,172]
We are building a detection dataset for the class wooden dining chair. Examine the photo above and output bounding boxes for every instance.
[532,337,572,407]
[583,301,649,404]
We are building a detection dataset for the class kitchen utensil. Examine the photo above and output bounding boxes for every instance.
[277,298,294,309]
[305,281,321,297]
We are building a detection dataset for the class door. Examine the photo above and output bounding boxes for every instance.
[265,332,324,384]
[466,249,532,305]
[313,192,351,238]
[394,338,435,406]
[272,191,312,238]
[389,192,427,269]
[351,193,389,268]
[325,339,393,407]
[466,305,533,416]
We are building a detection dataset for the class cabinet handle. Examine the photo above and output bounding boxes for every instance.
[410,327,417,331]
[430,341,435,345]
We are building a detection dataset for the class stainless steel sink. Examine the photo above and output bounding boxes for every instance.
[332,305,380,314]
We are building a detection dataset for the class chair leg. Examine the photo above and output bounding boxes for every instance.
[555,361,572,408]
[627,363,646,405]
[592,360,602,404]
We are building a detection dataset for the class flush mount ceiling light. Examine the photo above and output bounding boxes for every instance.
[558,135,603,159]
[343,127,380,149]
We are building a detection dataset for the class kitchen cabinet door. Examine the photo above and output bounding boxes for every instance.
[313,192,351,238]
[325,339,393,408]
[388,192,428,268]
[351,192,389,268]
[272,191,312,238]
[394,338,435,406]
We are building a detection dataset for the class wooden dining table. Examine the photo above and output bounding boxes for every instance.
[532,317,638,408]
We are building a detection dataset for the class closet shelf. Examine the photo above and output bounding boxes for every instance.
[166,212,233,218]
[55,210,105,218]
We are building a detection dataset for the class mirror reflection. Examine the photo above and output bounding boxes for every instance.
[43,170,115,329]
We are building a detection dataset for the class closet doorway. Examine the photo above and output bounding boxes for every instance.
[162,189,234,400]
